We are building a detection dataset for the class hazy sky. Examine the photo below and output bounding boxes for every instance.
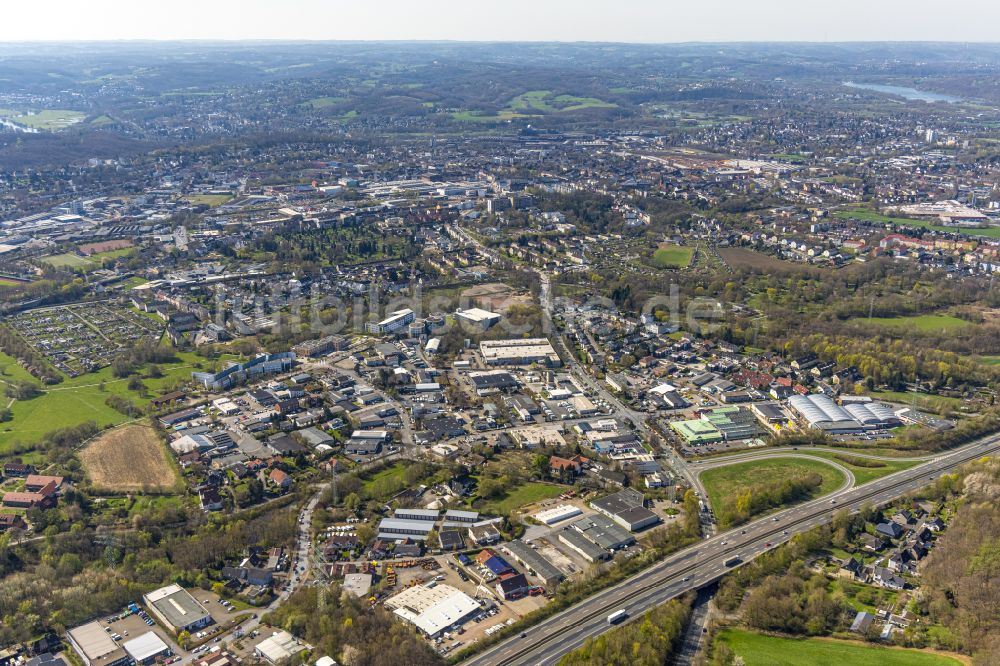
[4,0,1000,42]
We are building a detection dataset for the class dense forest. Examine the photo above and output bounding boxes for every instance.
[921,459,1000,664]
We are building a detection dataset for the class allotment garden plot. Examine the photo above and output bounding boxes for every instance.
[6,302,163,377]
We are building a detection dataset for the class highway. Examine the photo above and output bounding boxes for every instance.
[461,432,1000,666]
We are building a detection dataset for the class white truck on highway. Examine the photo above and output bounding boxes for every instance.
[607,609,628,624]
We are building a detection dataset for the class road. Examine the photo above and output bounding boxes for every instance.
[535,269,708,505]
[461,432,1000,666]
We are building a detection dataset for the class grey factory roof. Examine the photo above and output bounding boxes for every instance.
[144,584,211,630]
[558,526,608,561]
[502,540,564,585]
[570,514,635,551]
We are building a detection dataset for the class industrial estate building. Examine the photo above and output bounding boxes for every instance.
[385,583,481,638]
[559,513,636,561]
[143,584,214,633]
[254,630,308,664]
[123,632,171,665]
[670,406,760,445]
[589,488,660,532]
[789,394,901,432]
[454,307,502,331]
[479,338,561,367]
[66,622,131,666]
[501,540,564,587]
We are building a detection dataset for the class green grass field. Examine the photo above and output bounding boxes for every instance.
[0,278,26,287]
[122,276,149,290]
[451,109,530,122]
[362,463,407,489]
[834,207,1000,239]
[0,351,203,453]
[0,108,85,131]
[482,482,565,515]
[701,458,846,517]
[453,90,616,122]
[40,248,135,271]
[853,314,972,333]
[650,246,694,269]
[0,351,39,386]
[869,390,966,415]
[718,629,963,666]
[508,90,617,113]
[807,451,918,485]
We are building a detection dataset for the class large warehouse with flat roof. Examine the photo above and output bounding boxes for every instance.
[66,621,131,666]
[385,583,481,638]
[143,584,213,633]
[480,339,561,367]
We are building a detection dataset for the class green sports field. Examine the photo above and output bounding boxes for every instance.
[718,628,964,666]
[650,246,694,269]
[853,314,972,333]
[40,248,135,271]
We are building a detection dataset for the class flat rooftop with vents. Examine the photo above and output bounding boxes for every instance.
[66,621,131,666]
[143,583,213,632]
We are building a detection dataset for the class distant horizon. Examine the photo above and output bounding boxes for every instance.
[3,38,1000,45]
[3,1,1000,43]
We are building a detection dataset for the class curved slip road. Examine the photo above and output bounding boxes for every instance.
[460,433,1000,666]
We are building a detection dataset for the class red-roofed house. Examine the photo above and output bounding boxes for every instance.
[549,455,587,475]
[25,475,64,492]
[269,469,292,490]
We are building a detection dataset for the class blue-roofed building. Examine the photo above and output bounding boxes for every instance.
[483,555,514,576]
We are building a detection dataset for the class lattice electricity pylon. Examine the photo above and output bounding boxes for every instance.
[94,533,125,569]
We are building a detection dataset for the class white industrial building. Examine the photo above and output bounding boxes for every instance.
[788,394,899,432]
[255,630,308,664]
[385,584,481,637]
[143,584,213,633]
[455,307,502,331]
[480,338,561,367]
[123,632,171,665]
[66,621,131,666]
[534,504,583,525]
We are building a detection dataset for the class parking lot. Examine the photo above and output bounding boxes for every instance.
[102,609,176,655]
